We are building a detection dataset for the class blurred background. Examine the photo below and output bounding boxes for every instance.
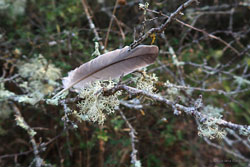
[0,0,250,166]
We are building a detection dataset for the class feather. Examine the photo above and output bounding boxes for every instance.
[53,45,158,98]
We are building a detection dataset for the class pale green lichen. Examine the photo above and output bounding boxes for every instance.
[198,105,227,139]
[233,76,250,86]
[46,91,68,106]
[169,47,184,66]
[202,105,224,118]
[18,54,61,82]
[0,0,9,10]
[139,2,149,15]
[133,70,158,94]
[134,160,142,167]
[0,0,26,17]
[0,81,15,101]
[239,126,250,138]
[75,80,121,125]
[164,81,189,103]
[15,115,36,137]
[0,102,12,120]
[17,54,61,104]
[0,80,15,121]
[91,42,101,57]
[164,81,181,101]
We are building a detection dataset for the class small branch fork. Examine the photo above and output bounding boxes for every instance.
[130,0,198,49]
[103,84,250,132]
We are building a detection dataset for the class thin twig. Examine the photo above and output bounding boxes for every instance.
[81,0,104,49]
[119,110,140,165]
[130,0,197,49]
[12,104,43,167]
[104,0,119,50]
[145,7,240,55]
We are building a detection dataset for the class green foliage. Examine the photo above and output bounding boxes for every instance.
[161,124,178,147]
[147,154,162,167]
[97,129,109,142]
[110,116,125,131]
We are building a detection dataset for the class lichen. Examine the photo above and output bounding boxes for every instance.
[75,80,121,125]
[18,54,61,82]
[46,91,68,106]
[164,81,188,103]
[0,102,12,120]
[15,114,36,137]
[0,81,16,101]
[133,70,158,94]
[169,47,184,66]
[16,54,61,104]
[0,80,15,120]
[0,0,26,17]
[198,105,227,139]
[234,76,250,86]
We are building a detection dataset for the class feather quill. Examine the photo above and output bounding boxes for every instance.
[53,45,158,98]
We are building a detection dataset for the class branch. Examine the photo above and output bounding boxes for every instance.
[164,82,250,95]
[81,0,104,49]
[119,110,140,166]
[104,0,119,50]
[103,84,250,133]
[12,103,43,167]
[130,0,198,49]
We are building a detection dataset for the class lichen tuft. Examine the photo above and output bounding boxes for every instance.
[75,80,121,125]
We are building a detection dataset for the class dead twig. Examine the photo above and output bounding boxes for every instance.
[81,0,104,50]
[130,0,198,49]
[104,0,119,50]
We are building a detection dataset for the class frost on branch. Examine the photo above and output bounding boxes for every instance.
[75,80,121,125]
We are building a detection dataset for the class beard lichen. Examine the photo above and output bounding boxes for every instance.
[75,80,121,125]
